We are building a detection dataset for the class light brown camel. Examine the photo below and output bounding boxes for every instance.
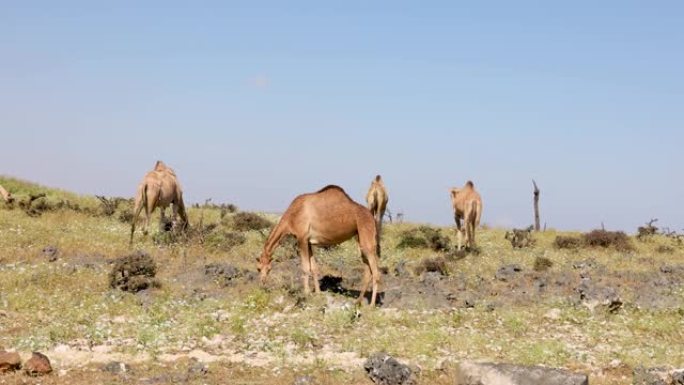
[365,175,389,233]
[0,184,13,204]
[257,185,382,306]
[449,181,483,251]
[130,161,188,244]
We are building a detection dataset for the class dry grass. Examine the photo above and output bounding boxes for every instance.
[0,176,683,385]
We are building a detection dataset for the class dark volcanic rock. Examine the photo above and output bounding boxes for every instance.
[496,264,523,282]
[364,352,416,385]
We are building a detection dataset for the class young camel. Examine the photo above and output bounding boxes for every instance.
[130,161,188,245]
[257,185,382,306]
[449,181,483,251]
[365,175,389,233]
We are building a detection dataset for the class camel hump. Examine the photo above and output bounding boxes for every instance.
[465,180,474,188]
[154,160,167,171]
[317,185,346,194]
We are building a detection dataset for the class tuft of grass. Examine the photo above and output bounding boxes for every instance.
[227,212,274,232]
[554,235,582,250]
[533,256,553,271]
[583,229,633,252]
[397,225,450,251]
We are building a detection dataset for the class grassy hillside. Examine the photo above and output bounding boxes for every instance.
[0,177,682,384]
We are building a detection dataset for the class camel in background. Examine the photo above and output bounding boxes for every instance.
[366,175,389,233]
[257,185,381,306]
[450,181,483,251]
[0,184,13,204]
[130,161,188,244]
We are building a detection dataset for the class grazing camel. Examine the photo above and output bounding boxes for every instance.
[449,181,483,251]
[130,161,188,244]
[366,175,389,233]
[257,185,382,306]
[0,184,13,204]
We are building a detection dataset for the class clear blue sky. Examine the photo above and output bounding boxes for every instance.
[1,1,682,231]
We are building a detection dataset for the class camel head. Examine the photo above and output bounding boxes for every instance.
[256,253,272,284]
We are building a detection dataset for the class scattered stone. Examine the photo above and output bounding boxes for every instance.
[364,352,416,385]
[455,361,587,385]
[544,308,562,320]
[0,351,21,373]
[495,264,522,282]
[187,359,209,376]
[109,251,158,292]
[633,366,669,385]
[413,257,448,276]
[101,361,131,374]
[24,352,52,376]
[673,370,684,384]
[576,281,623,312]
[204,263,242,286]
[293,375,317,385]
[42,245,59,262]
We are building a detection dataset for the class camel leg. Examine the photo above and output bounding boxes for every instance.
[454,214,463,251]
[365,249,381,307]
[298,240,313,295]
[159,207,167,232]
[130,194,145,245]
[144,190,158,236]
[309,244,321,293]
[356,257,372,305]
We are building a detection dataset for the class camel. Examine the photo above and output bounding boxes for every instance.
[257,185,381,306]
[130,161,188,244]
[366,175,389,233]
[0,184,13,204]
[449,181,483,251]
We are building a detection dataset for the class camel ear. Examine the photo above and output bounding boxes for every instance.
[255,257,260,262]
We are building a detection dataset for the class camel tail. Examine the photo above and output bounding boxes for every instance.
[130,183,147,245]
[465,180,474,188]
[375,175,382,182]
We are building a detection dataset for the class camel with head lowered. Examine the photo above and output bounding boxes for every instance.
[366,175,388,233]
[130,161,188,244]
[449,181,483,251]
[0,184,13,204]
[257,185,381,306]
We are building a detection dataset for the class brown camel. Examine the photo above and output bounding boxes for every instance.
[366,175,389,233]
[257,185,381,306]
[130,161,188,244]
[0,184,13,204]
[449,181,483,251]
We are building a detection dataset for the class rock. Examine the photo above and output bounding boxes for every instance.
[576,281,622,312]
[632,367,684,385]
[456,362,588,385]
[293,375,317,385]
[187,359,208,376]
[109,251,158,292]
[673,370,684,384]
[24,352,52,376]
[0,351,21,373]
[101,361,131,374]
[495,264,523,282]
[364,352,416,385]
[633,367,669,385]
[544,308,561,320]
[42,245,59,262]
[204,263,242,286]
